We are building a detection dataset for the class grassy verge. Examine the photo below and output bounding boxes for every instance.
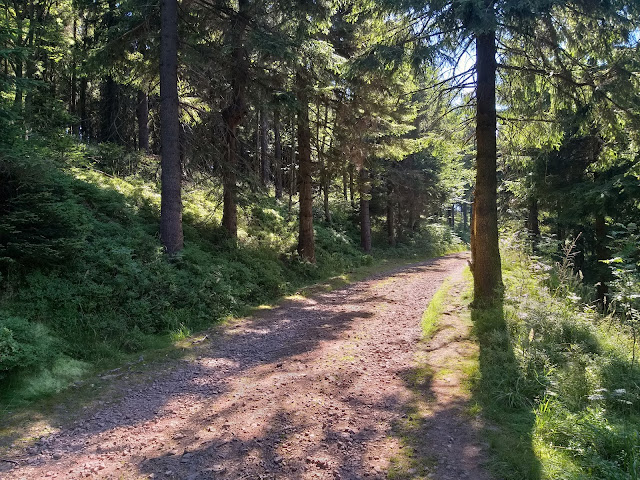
[388,274,469,479]
[420,279,451,338]
[470,243,640,480]
[0,141,464,411]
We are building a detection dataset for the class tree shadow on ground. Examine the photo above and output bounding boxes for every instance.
[0,253,468,480]
[389,298,542,480]
[468,301,541,480]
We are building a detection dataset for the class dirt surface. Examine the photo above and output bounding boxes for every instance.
[1,252,491,480]
[401,269,492,480]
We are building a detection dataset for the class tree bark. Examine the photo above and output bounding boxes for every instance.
[526,197,540,242]
[595,213,609,309]
[359,167,372,253]
[100,76,119,143]
[79,77,89,140]
[221,0,249,238]
[137,90,150,153]
[288,116,296,213]
[471,25,502,303]
[159,0,183,255]
[318,103,331,224]
[78,12,90,140]
[462,202,468,232]
[349,163,355,208]
[13,49,23,111]
[342,165,348,200]
[274,109,283,199]
[407,203,416,231]
[70,17,77,135]
[23,0,36,123]
[260,108,269,186]
[386,180,396,246]
[99,1,119,143]
[296,71,315,262]
[323,181,331,224]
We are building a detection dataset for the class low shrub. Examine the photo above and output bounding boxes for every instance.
[472,236,640,480]
[0,315,58,379]
[0,140,461,405]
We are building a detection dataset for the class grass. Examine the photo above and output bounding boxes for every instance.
[388,273,471,479]
[470,238,640,480]
[421,279,451,338]
[0,139,464,413]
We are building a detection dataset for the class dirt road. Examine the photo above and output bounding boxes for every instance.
[1,252,490,480]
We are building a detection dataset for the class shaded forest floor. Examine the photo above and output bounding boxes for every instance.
[0,252,492,480]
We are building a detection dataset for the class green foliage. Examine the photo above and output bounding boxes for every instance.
[0,315,57,378]
[0,145,90,270]
[606,223,640,365]
[472,235,640,479]
[377,222,464,259]
[92,142,150,177]
[0,141,461,405]
[421,280,450,338]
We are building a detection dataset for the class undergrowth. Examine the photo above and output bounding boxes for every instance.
[471,233,640,480]
[421,280,450,338]
[0,138,462,407]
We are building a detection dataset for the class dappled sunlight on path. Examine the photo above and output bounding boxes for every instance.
[1,253,479,480]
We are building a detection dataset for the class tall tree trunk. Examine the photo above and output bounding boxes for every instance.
[359,167,372,253]
[13,2,24,113]
[274,109,283,199]
[526,197,540,244]
[221,0,249,238]
[100,76,119,143]
[595,213,609,309]
[3,2,8,79]
[296,71,315,262]
[288,116,296,213]
[471,24,502,303]
[462,202,468,232]
[349,163,355,208]
[79,77,89,140]
[23,3,36,123]
[159,0,183,254]
[78,12,90,140]
[137,90,150,153]
[323,182,331,224]
[260,108,269,186]
[13,58,23,111]
[342,165,348,200]
[70,17,77,135]
[386,180,395,247]
[316,101,331,223]
[407,203,416,231]
[100,1,119,143]
[221,128,239,237]
[255,113,260,180]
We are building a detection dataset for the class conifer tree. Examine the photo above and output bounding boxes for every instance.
[159,0,183,254]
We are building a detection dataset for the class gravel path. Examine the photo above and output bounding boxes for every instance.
[1,252,490,480]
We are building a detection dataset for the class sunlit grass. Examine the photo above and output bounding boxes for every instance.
[421,280,450,338]
[472,240,640,480]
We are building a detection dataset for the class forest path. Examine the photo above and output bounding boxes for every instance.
[1,252,491,480]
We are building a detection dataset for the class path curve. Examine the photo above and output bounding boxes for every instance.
[1,252,488,480]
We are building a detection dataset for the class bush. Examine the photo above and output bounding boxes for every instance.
[0,139,462,404]
[0,315,58,378]
[473,236,640,480]
[0,153,90,271]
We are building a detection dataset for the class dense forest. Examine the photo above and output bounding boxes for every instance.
[1,0,639,478]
